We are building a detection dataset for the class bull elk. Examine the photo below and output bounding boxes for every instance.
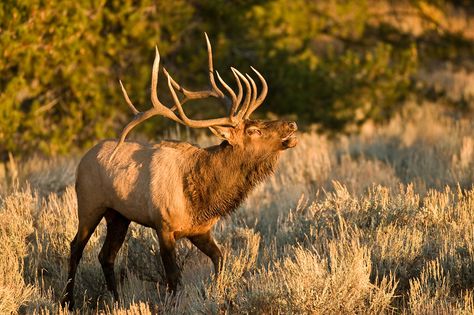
[61,34,297,309]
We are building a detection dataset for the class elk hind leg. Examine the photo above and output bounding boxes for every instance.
[98,209,130,301]
[188,231,223,276]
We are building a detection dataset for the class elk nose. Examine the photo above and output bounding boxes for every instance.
[288,121,298,131]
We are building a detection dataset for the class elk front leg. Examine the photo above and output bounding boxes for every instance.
[188,231,223,276]
[61,208,104,310]
[157,232,181,292]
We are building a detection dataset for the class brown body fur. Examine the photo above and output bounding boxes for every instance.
[78,137,278,234]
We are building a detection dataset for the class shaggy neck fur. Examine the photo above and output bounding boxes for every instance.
[183,141,279,223]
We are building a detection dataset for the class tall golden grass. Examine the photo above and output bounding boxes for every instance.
[1,103,473,314]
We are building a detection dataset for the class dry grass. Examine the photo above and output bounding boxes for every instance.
[1,103,473,314]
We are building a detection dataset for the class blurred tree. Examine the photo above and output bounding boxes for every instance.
[0,0,472,159]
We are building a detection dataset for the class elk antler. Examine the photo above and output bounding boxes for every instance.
[109,33,268,161]
[244,66,268,119]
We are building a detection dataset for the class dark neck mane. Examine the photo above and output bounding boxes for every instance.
[183,141,279,223]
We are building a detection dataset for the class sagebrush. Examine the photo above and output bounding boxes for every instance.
[0,104,473,314]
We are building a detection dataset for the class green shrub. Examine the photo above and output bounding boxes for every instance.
[1,0,472,158]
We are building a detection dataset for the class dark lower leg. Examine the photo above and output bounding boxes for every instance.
[189,231,223,276]
[98,210,130,301]
[62,235,79,308]
[61,221,100,309]
[158,233,180,292]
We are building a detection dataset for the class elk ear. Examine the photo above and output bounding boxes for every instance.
[209,126,235,144]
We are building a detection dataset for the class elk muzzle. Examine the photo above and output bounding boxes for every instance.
[281,121,298,149]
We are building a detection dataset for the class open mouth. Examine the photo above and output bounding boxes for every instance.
[281,131,297,148]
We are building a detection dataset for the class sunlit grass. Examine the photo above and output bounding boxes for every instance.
[1,103,473,314]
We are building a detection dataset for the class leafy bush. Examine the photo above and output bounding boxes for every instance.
[1,0,473,158]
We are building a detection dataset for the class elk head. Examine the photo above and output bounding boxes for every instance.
[110,33,297,160]
[209,119,298,153]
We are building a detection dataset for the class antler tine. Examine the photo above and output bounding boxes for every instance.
[231,67,252,120]
[251,66,268,105]
[245,73,258,110]
[244,66,268,118]
[205,32,225,99]
[119,80,139,115]
[215,70,244,120]
[150,46,162,110]
[230,68,243,117]
[166,73,236,128]
[215,70,237,111]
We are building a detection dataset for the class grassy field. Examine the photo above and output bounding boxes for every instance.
[1,103,473,314]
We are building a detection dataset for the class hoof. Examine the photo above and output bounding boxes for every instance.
[60,295,75,311]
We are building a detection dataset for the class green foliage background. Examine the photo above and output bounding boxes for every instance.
[1,0,473,158]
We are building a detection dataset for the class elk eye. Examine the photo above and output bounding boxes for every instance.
[246,127,261,136]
